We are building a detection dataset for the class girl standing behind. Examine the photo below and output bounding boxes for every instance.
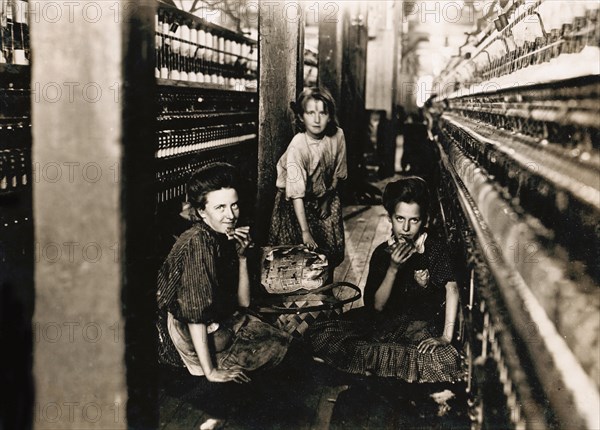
[269,87,347,272]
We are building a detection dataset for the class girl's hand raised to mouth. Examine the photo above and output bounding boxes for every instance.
[229,226,254,256]
[389,240,417,268]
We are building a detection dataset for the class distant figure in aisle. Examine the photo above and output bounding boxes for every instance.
[400,113,428,174]
[269,87,348,273]
[394,104,406,137]
[157,163,291,383]
[308,177,462,383]
[401,113,440,189]
[367,110,395,179]
[366,110,381,158]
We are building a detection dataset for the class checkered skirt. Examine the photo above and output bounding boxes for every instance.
[268,190,345,269]
[307,312,463,383]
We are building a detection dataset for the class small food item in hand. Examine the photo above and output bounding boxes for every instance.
[385,240,398,254]
[225,226,255,248]
[385,235,415,253]
[399,236,415,247]
[238,226,255,248]
[414,269,430,288]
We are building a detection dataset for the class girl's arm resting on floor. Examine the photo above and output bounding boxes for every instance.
[417,281,459,353]
[442,281,459,342]
[188,323,250,383]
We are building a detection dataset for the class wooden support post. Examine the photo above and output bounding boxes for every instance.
[339,5,368,200]
[121,2,159,428]
[318,3,343,106]
[256,2,304,244]
[31,1,157,428]
[393,2,403,115]
[364,2,396,118]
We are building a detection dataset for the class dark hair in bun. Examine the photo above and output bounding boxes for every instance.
[382,176,430,225]
[187,163,238,210]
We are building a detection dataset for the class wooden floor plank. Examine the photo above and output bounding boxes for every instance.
[335,233,367,284]
[158,385,167,403]
[335,206,370,283]
[219,375,328,430]
[342,205,370,220]
[328,385,370,430]
[337,213,373,284]
[336,207,386,312]
[366,394,397,430]
[342,207,383,287]
[164,400,207,430]
[296,383,325,430]
[159,395,185,430]
[311,385,350,430]
[358,208,392,290]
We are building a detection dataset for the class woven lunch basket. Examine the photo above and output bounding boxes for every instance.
[261,245,329,294]
[255,282,361,337]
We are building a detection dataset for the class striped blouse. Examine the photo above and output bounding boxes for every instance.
[157,221,239,324]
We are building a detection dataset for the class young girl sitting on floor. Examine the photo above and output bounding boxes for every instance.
[308,176,463,383]
[157,163,291,383]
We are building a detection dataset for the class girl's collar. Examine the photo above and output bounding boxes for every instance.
[305,133,326,144]
[195,218,231,244]
[180,203,226,239]
[180,202,199,222]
